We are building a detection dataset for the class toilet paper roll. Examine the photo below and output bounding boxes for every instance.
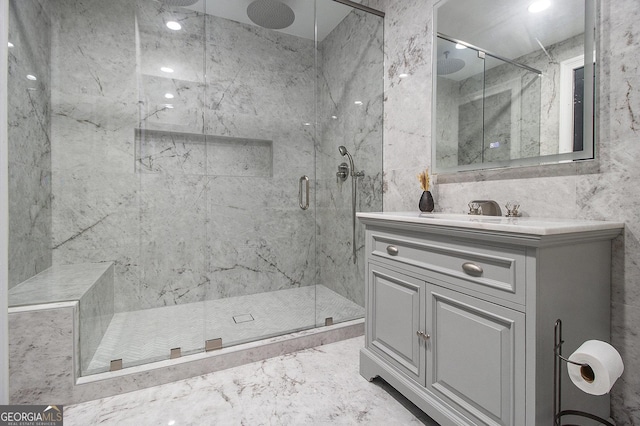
[567,340,624,395]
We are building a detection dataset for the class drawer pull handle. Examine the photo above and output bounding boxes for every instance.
[462,262,483,277]
[416,330,431,340]
[386,245,399,256]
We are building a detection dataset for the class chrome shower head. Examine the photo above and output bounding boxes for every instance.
[338,146,355,177]
[437,51,465,75]
[247,0,295,30]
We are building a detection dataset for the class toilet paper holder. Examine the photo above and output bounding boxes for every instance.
[553,319,615,426]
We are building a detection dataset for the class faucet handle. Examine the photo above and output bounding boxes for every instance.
[505,201,521,217]
[468,202,482,215]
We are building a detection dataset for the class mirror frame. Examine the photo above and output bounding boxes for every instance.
[431,0,597,174]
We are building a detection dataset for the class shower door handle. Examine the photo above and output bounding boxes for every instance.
[299,176,309,210]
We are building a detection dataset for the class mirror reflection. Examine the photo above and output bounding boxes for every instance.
[433,0,596,173]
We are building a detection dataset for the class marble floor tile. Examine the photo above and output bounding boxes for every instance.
[65,336,437,425]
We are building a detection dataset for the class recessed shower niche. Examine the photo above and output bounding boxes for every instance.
[135,129,273,177]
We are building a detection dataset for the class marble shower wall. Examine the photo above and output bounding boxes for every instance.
[316,9,384,308]
[7,0,52,289]
[50,0,316,313]
[380,0,640,423]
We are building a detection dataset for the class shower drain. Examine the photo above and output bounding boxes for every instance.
[233,314,255,324]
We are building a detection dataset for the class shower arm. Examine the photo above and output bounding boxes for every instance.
[338,146,364,264]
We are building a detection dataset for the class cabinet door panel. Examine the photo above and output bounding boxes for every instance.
[427,285,524,426]
[368,264,425,384]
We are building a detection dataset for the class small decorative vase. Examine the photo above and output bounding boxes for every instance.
[419,191,434,212]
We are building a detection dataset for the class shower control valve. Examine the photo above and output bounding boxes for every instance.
[337,162,349,182]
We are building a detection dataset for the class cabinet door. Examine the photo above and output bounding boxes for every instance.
[367,263,425,385]
[426,284,525,426]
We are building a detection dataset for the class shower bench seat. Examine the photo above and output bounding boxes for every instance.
[8,262,114,402]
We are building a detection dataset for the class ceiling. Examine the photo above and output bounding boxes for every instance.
[184,0,354,41]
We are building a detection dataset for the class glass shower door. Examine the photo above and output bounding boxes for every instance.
[134,0,210,364]
[202,0,318,347]
[315,0,384,326]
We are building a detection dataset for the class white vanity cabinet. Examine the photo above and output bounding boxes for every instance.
[357,212,623,426]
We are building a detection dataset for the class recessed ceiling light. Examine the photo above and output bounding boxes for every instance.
[26,74,37,81]
[8,42,14,48]
[331,115,338,120]
[166,21,182,31]
[303,122,311,126]
[160,66,174,73]
[398,73,409,79]
[455,43,467,50]
[528,0,550,13]
[164,93,175,99]
[354,101,363,106]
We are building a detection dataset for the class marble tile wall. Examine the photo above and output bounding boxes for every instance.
[7,0,52,288]
[49,0,316,313]
[380,0,640,422]
[316,8,384,308]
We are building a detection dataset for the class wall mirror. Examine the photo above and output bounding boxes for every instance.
[432,0,597,173]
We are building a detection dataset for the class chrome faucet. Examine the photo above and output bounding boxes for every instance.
[468,200,502,216]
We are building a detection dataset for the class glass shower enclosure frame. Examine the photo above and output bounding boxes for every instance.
[5,0,384,376]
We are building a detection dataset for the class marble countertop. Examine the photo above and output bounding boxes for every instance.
[356,212,625,236]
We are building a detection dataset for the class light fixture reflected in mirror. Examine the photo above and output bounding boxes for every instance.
[528,0,551,13]
[166,21,182,30]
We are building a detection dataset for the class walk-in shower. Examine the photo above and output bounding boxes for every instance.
[6,0,383,378]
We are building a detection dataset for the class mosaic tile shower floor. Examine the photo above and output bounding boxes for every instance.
[86,285,364,374]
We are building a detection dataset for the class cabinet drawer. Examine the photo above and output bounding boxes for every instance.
[370,230,526,305]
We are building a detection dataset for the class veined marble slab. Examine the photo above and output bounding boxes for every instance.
[64,337,436,426]
[8,262,115,374]
[8,262,113,307]
[357,212,625,236]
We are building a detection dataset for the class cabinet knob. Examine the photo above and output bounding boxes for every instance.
[462,262,483,277]
[386,245,399,256]
[416,330,431,340]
